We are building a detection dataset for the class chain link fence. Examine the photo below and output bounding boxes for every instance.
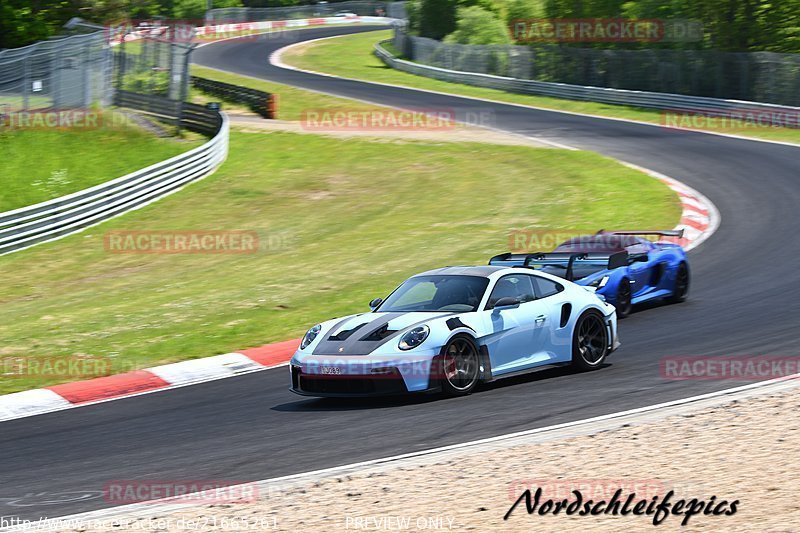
[0,32,112,113]
[394,30,800,107]
[0,27,195,116]
[206,2,393,24]
[112,30,194,102]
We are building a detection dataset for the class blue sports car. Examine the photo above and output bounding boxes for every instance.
[489,230,689,318]
[290,265,619,397]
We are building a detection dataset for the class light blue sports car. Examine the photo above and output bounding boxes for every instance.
[290,264,619,397]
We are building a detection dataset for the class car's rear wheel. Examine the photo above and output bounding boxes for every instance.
[571,310,609,371]
[666,262,690,303]
[615,278,632,318]
[440,336,480,396]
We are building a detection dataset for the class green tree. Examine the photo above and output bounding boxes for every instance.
[173,0,242,20]
[418,0,459,40]
[444,5,513,44]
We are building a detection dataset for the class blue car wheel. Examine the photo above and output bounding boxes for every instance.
[615,277,632,318]
[667,262,690,303]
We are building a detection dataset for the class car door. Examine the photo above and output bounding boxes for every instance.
[627,253,653,298]
[481,274,550,375]
[530,275,572,363]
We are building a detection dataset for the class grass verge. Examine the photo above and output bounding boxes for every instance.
[280,30,800,145]
[0,113,201,212]
[0,131,679,394]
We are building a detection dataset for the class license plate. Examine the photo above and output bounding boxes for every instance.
[321,366,342,375]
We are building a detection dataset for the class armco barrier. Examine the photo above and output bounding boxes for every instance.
[115,90,224,135]
[375,40,800,126]
[0,97,228,256]
[191,76,274,119]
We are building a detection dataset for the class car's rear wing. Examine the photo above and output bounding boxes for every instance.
[600,229,685,239]
[489,251,628,281]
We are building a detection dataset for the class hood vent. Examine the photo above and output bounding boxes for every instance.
[328,322,367,341]
[361,323,397,341]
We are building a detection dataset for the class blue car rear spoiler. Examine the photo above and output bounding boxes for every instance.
[489,251,628,281]
[602,229,684,238]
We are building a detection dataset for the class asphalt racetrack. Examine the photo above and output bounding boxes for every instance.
[1,25,798,521]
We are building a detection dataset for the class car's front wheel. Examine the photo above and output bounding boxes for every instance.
[615,277,632,318]
[571,310,609,371]
[439,335,480,396]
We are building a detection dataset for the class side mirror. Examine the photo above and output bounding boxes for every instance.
[369,297,383,310]
[607,251,628,270]
[493,297,520,309]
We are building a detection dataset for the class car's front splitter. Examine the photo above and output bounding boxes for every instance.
[290,352,439,396]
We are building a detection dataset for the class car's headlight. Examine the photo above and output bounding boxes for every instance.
[398,325,429,351]
[300,324,322,350]
[590,276,610,289]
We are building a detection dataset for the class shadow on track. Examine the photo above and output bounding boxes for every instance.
[271,363,612,411]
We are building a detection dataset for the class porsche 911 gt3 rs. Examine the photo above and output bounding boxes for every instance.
[290,265,619,397]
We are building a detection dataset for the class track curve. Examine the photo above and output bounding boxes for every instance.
[1,25,798,521]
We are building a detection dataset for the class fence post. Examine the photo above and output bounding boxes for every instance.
[22,49,30,111]
[52,44,62,109]
[116,35,127,97]
[267,93,278,119]
[83,40,92,107]
[175,45,194,134]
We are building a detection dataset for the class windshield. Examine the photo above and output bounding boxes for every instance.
[377,275,489,313]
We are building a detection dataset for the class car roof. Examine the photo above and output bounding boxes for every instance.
[414,265,508,278]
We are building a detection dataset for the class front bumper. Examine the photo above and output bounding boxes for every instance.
[289,352,439,397]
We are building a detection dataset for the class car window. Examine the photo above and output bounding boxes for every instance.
[532,276,564,298]
[379,275,489,312]
[389,281,436,309]
[486,275,536,309]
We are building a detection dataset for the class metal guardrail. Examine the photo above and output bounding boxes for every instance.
[206,2,391,23]
[375,40,800,125]
[191,76,274,119]
[115,90,223,134]
[0,96,229,256]
[392,30,800,107]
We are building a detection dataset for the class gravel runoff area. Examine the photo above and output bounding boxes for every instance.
[50,381,799,533]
